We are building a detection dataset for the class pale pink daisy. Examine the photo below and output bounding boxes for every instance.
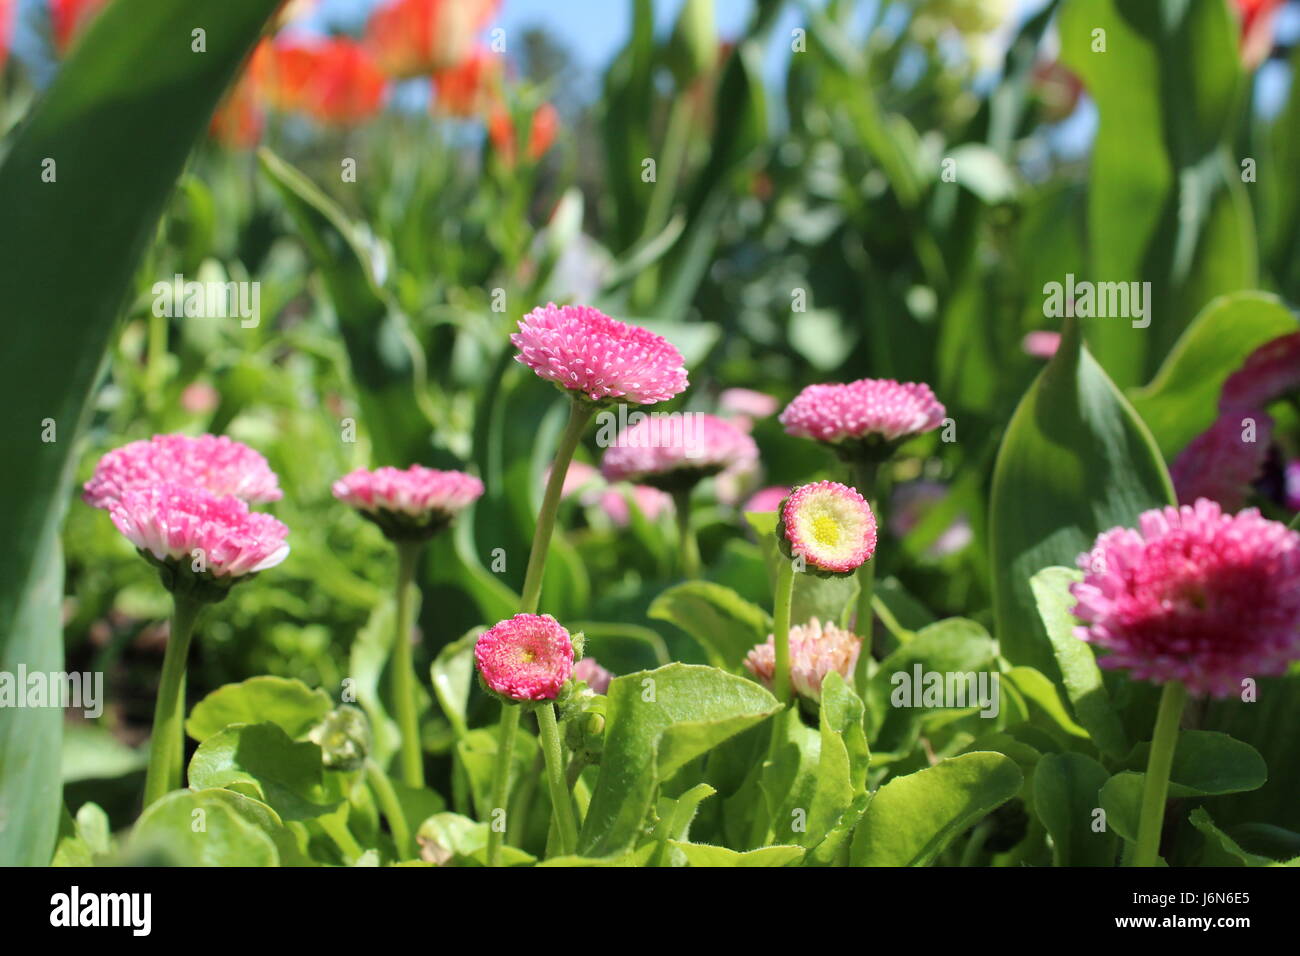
[1071,499,1300,697]
[332,465,483,540]
[573,656,614,695]
[743,485,792,514]
[110,483,289,580]
[474,613,575,701]
[745,618,862,702]
[719,387,779,422]
[84,433,282,509]
[1170,410,1273,511]
[1021,331,1061,360]
[779,480,877,574]
[510,303,688,405]
[598,484,673,527]
[779,378,945,449]
[600,413,758,491]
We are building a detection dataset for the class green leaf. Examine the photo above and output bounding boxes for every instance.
[989,320,1175,680]
[1002,666,1091,745]
[0,0,282,867]
[1034,752,1118,866]
[1130,292,1297,460]
[580,664,780,857]
[1122,730,1268,798]
[805,673,870,848]
[415,812,536,867]
[128,789,279,866]
[1189,809,1296,867]
[1030,567,1130,758]
[188,722,340,822]
[430,629,479,738]
[648,581,771,670]
[850,752,1023,866]
[186,676,333,743]
[258,148,432,466]
[668,842,805,867]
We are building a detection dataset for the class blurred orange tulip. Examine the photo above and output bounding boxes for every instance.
[261,37,388,125]
[433,45,501,118]
[488,101,559,166]
[49,0,109,53]
[1,0,13,74]
[1236,0,1285,70]
[366,0,500,79]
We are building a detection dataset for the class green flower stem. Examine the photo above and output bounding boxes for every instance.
[519,398,596,615]
[537,702,579,857]
[485,704,521,868]
[672,487,701,579]
[850,460,880,649]
[392,539,425,789]
[143,593,202,808]
[319,813,365,865]
[771,558,796,704]
[366,758,414,860]
[1132,680,1188,867]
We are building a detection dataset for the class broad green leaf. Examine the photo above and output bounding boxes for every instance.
[1189,809,1295,867]
[0,0,282,866]
[416,812,535,867]
[669,842,805,867]
[754,706,822,848]
[805,673,869,848]
[989,320,1175,680]
[60,723,149,784]
[186,676,333,743]
[51,802,114,867]
[188,722,339,822]
[580,664,780,857]
[1122,730,1267,798]
[1030,567,1129,758]
[1130,292,1297,459]
[454,726,539,822]
[850,752,1023,867]
[648,581,771,670]
[1034,752,1118,866]
[1002,666,1090,745]
[649,783,716,867]
[1203,673,1300,831]
[430,629,480,738]
[128,789,279,867]
[258,148,432,466]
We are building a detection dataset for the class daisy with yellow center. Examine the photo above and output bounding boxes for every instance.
[779,480,877,574]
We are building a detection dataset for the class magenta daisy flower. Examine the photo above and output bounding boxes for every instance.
[1170,410,1273,511]
[600,413,758,491]
[332,465,484,540]
[510,303,688,405]
[1021,331,1061,360]
[1070,499,1300,698]
[745,618,862,702]
[598,484,673,527]
[743,485,792,513]
[84,433,282,509]
[474,613,575,702]
[110,483,289,597]
[779,480,877,574]
[779,378,945,455]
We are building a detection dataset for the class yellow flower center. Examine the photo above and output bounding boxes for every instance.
[811,512,841,547]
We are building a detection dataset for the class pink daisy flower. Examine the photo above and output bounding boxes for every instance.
[573,656,614,695]
[719,387,779,421]
[779,480,877,574]
[1219,331,1300,413]
[779,378,945,450]
[1071,499,1300,698]
[745,618,862,702]
[598,484,673,527]
[600,413,758,490]
[332,465,484,540]
[510,303,688,406]
[84,433,282,509]
[743,485,792,513]
[1021,331,1061,360]
[474,613,575,702]
[1170,410,1273,512]
[110,483,290,581]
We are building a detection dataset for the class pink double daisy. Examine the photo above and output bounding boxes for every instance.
[779,378,945,450]
[84,433,282,509]
[779,480,877,574]
[332,465,484,540]
[474,613,575,702]
[745,618,862,702]
[601,413,758,491]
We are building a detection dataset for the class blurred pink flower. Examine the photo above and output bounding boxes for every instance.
[601,413,757,490]
[743,485,791,513]
[1071,499,1300,697]
[1235,0,1284,70]
[745,618,862,702]
[1170,410,1273,512]
[49,0,107,54]
[573,656,613,695]
[598,485,673,527]
[719,388,779,421]
[333,465,483,539]
[181,382,220,415]
[511,303,688,406]
[780,379,945,446]
[1219,331,1300,413]
[888,481,973,557]
[474,613,574,702]
[84,434,282,510]
[110,484,289,578]
[0,0,14,73]
[1021,331,1061,360]
[780,480,877,574]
